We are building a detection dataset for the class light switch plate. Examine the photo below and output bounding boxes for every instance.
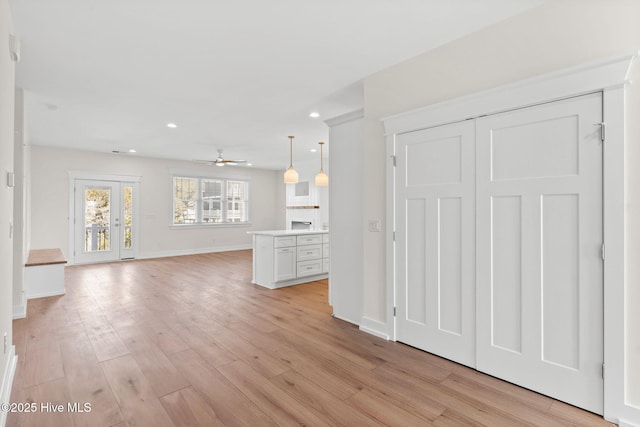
[369,219,381,232]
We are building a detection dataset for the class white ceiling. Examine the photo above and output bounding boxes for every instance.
[9,0,544,170]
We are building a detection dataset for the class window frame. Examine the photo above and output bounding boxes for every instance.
[171,174,251,227]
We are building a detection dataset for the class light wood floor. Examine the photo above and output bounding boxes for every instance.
[8,250,612,426]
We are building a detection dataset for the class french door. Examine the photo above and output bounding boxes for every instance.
[73,179,137,264]
[394,92,604,413]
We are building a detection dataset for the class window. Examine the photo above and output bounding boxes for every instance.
[173,176,249,225]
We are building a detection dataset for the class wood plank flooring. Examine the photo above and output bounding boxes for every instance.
[7,250,613,426]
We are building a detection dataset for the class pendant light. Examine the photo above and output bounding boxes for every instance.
[284,135,299,184]
[315,141,328,187]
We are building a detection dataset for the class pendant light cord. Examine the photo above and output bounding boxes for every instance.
[289,136,294,168]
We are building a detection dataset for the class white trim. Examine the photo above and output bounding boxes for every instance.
[169,222,252,230]
[67,170,142,182]
[168,168,252,181]
[602,85,635,424]
[386,133,397,341]
[253,274,329,290]
[359,316,390,340]
[0,347,17,427]
[331,313,360,327]
[382,52,637,136]
[137,243,252,260]
[12,304,26,319]
[382,53,636,425]
[26,289,65,299]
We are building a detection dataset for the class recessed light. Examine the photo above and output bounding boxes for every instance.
[309,112,320,118]
[128,149,137,153]
[247,163,253,167]
[310,148,317,153]
[166,123,177,128]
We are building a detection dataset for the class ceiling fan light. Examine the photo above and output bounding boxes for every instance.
[216,162,225,167]
[284,166,299,184]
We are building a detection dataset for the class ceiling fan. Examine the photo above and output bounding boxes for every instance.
[204,149,247,167]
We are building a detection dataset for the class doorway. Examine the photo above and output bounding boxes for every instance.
[72,179,138,264]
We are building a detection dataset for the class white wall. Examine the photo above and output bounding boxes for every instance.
[362,0,640,420]
[30,146,283,261]
[0,0,16,420]
[327,111,363,326]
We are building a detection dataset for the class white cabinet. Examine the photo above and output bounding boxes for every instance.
[251,231,329,289]
[274,247,296,281]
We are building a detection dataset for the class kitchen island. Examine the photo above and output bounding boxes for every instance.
[249,230,328,289]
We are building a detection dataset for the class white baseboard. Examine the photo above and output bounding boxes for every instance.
[12,304,26,320]
[331,313,360,326]
[0,347,17,427]
[25,290,65,300]
[359,316,390,340]
[138,244,252,260]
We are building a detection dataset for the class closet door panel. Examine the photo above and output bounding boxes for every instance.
[395,120,476,367]
[476,92,604,414]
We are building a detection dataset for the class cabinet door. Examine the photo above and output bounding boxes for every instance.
[274,247,296,282]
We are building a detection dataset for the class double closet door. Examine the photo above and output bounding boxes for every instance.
[394,93,604,414]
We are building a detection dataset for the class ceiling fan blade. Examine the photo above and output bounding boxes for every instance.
[192,159,214,165]
[196,149,247,166]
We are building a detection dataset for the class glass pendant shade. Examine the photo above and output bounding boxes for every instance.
[315,141,328,186]
[284,166,299,184]
[315,169,328,186]
[284,135,298,184]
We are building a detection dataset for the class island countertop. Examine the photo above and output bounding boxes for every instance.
[248,229,328,237]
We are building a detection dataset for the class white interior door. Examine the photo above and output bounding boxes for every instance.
[393,92,603,413]
[475,93,603,413]
[395,120,476,367]
[74,180,137,264]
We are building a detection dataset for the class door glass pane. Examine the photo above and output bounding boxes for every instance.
[84,187,111,252]
[123,185,133,249]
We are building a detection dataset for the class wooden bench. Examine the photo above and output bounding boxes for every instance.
[25,248,67,299]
